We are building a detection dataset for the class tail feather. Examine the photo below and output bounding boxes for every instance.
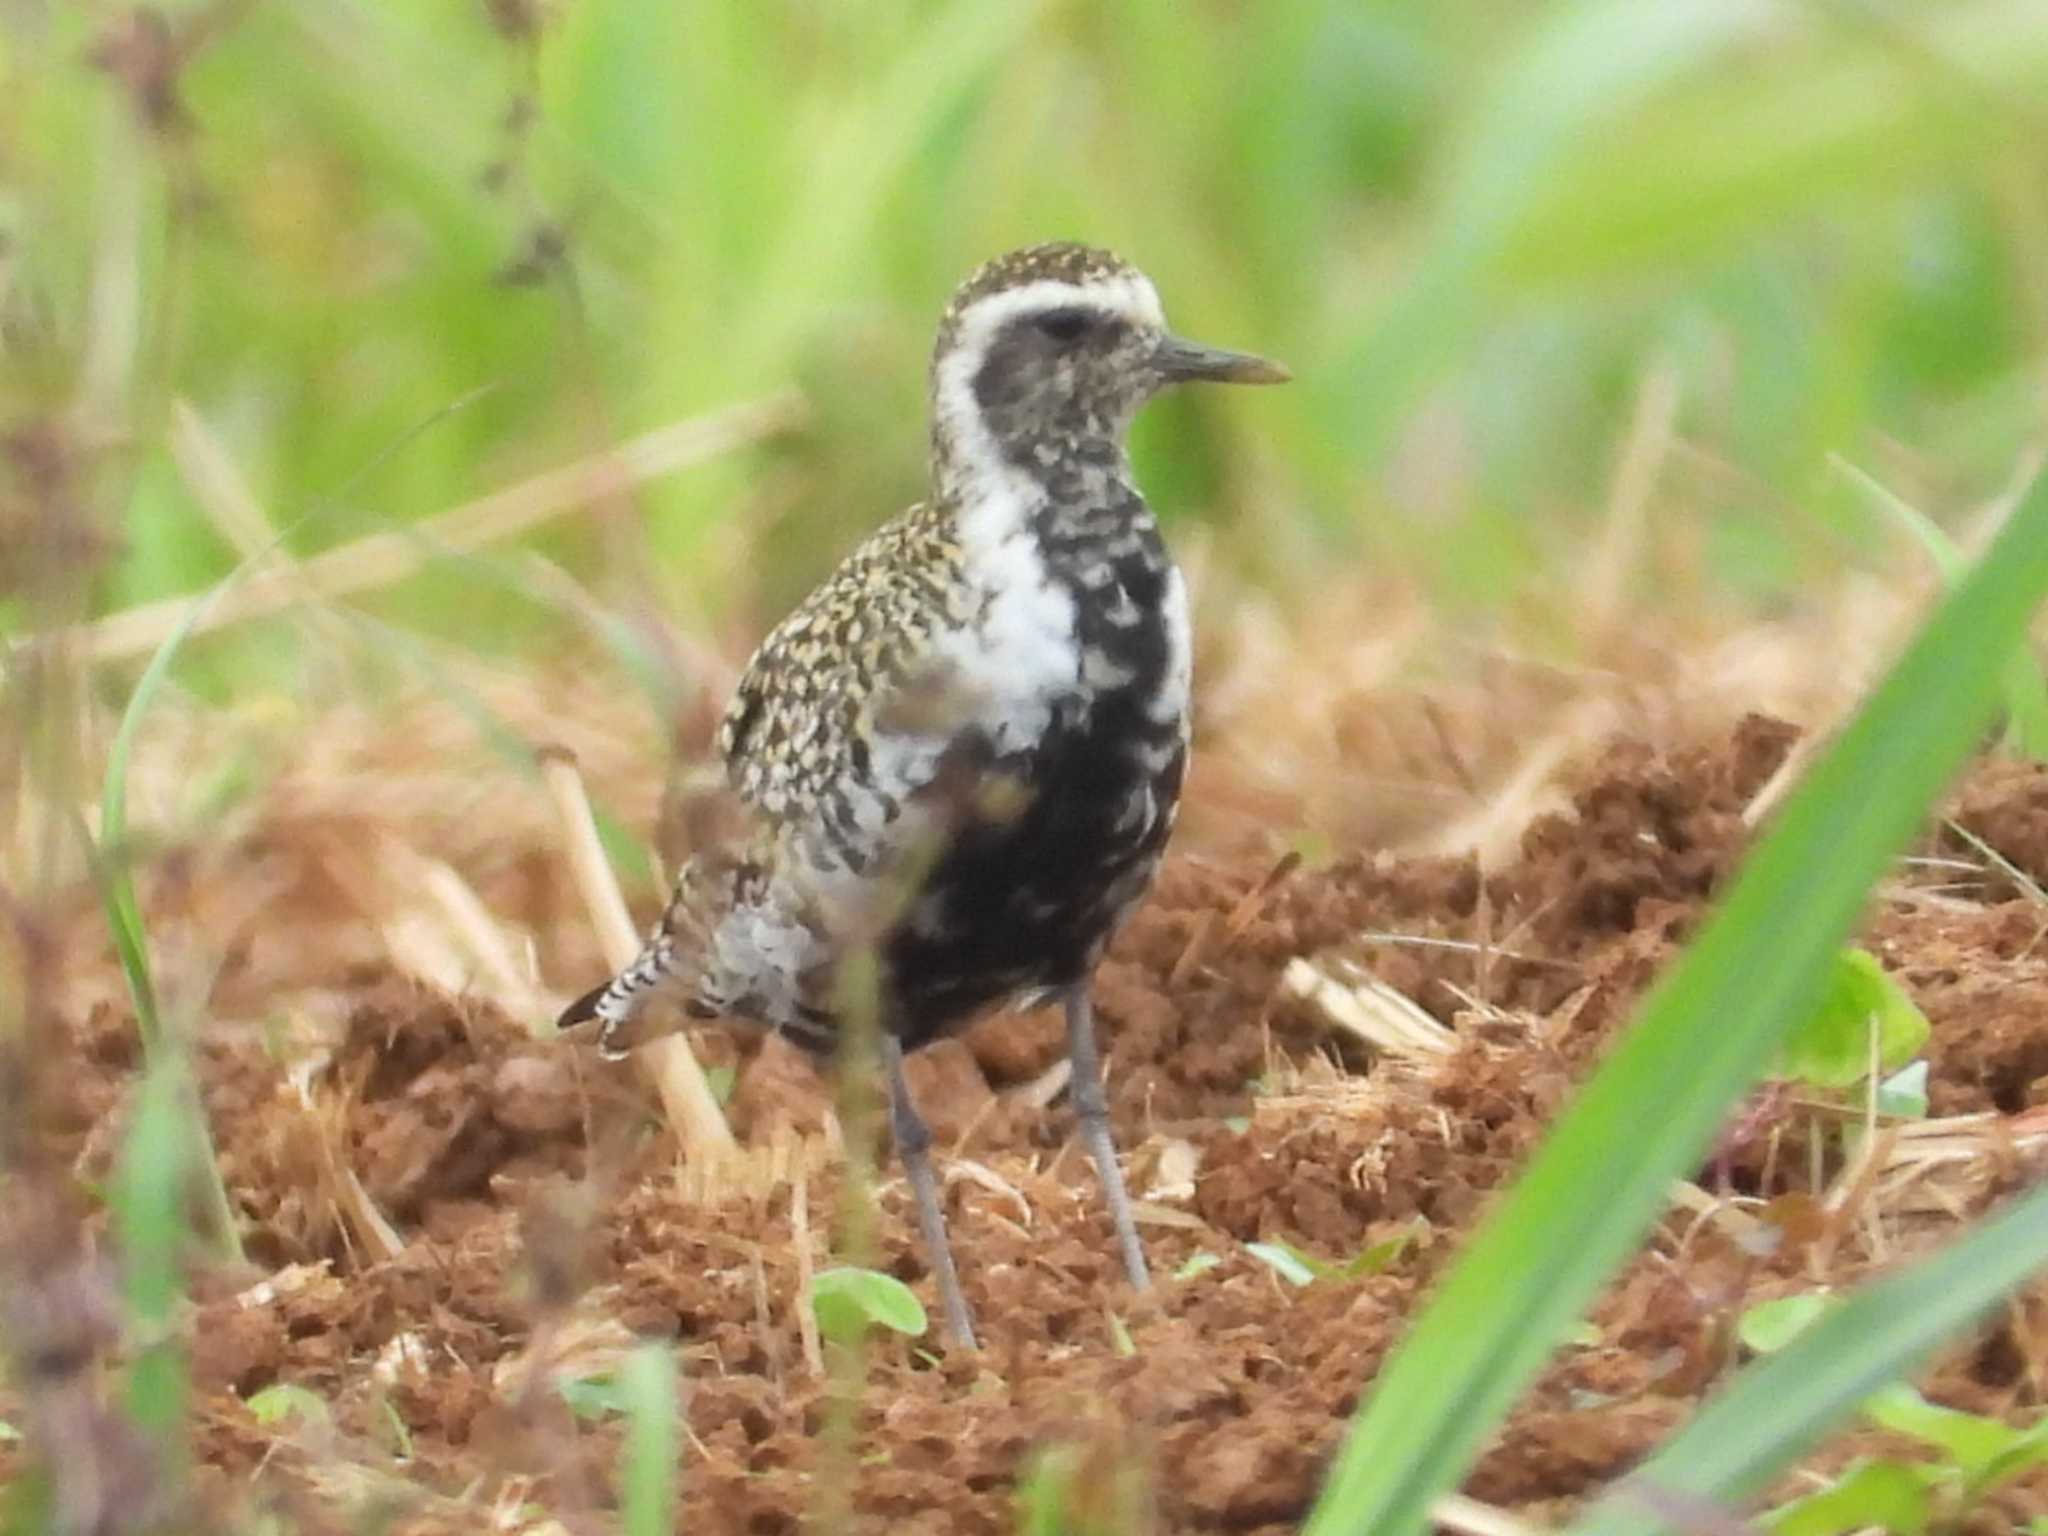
[557,849,740,1054]
[556,980,612,1030]
[557,937,683,1058]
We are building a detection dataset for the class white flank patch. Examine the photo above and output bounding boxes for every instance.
[1150,567,1193,727]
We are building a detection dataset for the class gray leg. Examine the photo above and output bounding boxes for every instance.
[1065,984,1151,1291]
[882,1035,978,1350]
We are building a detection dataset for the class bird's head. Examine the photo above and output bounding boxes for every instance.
[929,242,1287,488]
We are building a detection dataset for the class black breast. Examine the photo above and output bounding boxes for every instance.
[879,495,1187,1051]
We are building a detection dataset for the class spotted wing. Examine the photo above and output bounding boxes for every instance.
[715,504,968,838]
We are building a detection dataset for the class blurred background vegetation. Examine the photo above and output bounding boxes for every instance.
[3,0,2047,699]
[9,8,2048,1532]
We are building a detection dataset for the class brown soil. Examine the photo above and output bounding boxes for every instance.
[8,709,2048,1534]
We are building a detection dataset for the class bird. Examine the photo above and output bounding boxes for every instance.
[560,242,1288,1347]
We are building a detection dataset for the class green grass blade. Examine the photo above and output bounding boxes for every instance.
[114,1053,193,1442]
[1569,1179,2048,1535]
[1301,469,2048,1536]
[95,578,249,1264]
[617,1341,679,1536]
[98,584,216,1055]
[68,807,161,1056]
[1840,457,2048,761]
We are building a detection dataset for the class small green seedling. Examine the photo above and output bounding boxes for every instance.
[1247,1224,1425,1288]
[1736,1293,1836,1355]
[809,1266,927,1341]
[1246,1241,1319,1287]
[1875,1061,1929,1120]
[1107,1313,1136,1358]
[376,1398,414,1459]
[556,1370,633,1422]
[1771,948,1929,1091]
[1743,1293,2048,1533]
[243,1383,331,1429]
[1767,1457,1930,1536]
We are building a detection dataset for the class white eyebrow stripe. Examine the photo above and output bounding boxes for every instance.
[950,275,1166,343]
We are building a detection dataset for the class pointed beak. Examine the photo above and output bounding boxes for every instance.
[1152,333,1292,386]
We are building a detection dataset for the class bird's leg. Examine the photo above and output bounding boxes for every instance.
[1064,983,1151,1290]
[881,1034,978,1349]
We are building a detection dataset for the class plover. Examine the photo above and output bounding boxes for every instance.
[562,243,1287,1346]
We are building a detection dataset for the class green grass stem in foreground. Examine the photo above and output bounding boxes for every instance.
[1301,466,2048,1536]
[616,1342,679,1536]
[1569,1177,2048,1534]
[113,1053,195,1447]
[1839,455,2048,761]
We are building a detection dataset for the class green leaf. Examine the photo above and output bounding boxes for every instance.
[243,1383,331,1428]
[1738,1293,1836,1355]
[1343,1223,1426,1278]
[1245,1242,1320,1287]
[1175,1253,1223,1280]
[1307,471,2048,1536]
[1773,949,1930,1090]
[557,1371,628,1421]
[810,1266,928,1339]
[1970,1413,2048,1497]
[1766,1458,1932,1536]
[1862,1384,2020,1479]
[1876,1062,1930,1121]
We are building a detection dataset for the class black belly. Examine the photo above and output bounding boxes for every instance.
[879,693,1185,1051]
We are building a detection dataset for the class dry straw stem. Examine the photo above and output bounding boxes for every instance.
[539,747,736,1156]
[71,392,805,664]
[1283,955,1457,1058]
[1580,360,1682,645]
[791,1169,824,1379]
[167,398,359,658]
[374,833,552,1023]
[1428,1493,1551,1536]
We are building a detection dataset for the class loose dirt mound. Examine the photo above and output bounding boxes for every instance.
[8,713,2048,1533]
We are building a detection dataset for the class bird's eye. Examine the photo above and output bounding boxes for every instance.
[1033,307,1095,343]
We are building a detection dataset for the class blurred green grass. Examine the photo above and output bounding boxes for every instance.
[5,0,2044,675]
[6,7,2048,1531]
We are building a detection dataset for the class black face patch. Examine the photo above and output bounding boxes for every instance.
[970,311,1144,471]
